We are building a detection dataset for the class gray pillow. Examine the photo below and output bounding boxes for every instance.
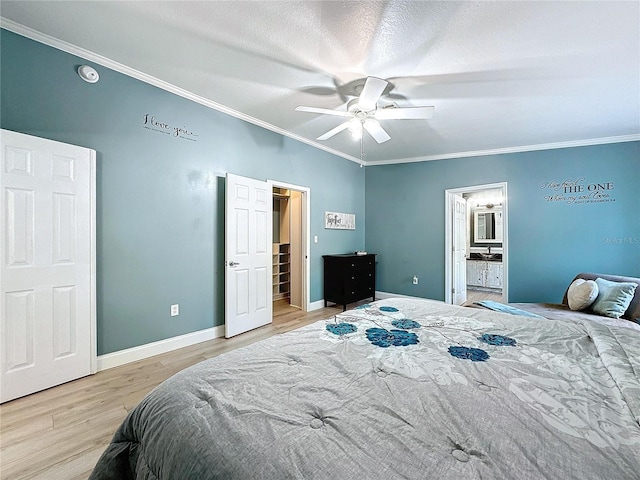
[592,278,637,318]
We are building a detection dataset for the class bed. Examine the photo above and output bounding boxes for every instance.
[476,273,640,328]
[90,297,640,480]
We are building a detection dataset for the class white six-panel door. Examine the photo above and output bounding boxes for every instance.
[0,130,96,403]
[225,173,272,338]
[452,194,467,305]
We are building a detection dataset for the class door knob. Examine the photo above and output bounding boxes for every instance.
[228,261,239,267]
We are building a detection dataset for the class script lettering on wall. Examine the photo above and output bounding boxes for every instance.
[142,114,198,142]
[540,177,615,205]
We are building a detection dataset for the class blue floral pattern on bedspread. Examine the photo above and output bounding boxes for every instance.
[366,328,419,347]
[320,297,640,450]
[379,306,399,312]
[326,323,357,336]
[478,333,517,346]
[448,346,490,362]
[391,319,421,330]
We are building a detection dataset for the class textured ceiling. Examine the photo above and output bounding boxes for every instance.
[1,1,639,165]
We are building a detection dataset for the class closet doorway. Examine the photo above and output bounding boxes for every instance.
[270,181,310,314]
[444,182,508,306]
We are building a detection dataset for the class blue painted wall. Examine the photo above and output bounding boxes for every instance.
[1,30,366,355]
[365,143,640,302]
[3,30,638,356]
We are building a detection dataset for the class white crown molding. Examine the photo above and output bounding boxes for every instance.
[363,134,640,166]
[0,18,361,164]
[2,18,636,168]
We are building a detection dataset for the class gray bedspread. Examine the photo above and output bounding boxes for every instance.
[90,298,640,480]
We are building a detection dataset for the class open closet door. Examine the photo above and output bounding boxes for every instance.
[225,173,272,338]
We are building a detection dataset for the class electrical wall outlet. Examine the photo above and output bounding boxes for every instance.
[412,276,419,285]
[170,304,179,316]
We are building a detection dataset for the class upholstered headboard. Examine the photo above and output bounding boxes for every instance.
[562,273,640,321]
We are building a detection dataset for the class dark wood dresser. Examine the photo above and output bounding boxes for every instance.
[323,254,377,311]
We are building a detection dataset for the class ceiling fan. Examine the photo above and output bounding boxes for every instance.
[295,76,434,144]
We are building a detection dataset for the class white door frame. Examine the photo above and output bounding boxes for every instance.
[444,182,508,304]
[268,179,310,312]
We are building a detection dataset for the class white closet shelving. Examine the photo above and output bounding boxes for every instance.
[273,188,291,300]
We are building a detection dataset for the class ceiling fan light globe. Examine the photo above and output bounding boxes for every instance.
[348,118,363,140]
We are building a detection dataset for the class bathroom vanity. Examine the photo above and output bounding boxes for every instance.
[466,251,503,289]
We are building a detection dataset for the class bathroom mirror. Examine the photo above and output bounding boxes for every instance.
[474,209,503,243]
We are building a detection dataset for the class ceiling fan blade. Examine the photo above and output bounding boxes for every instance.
[375,106,435,120]
[357,77,388,112]
[363,120,391,144]
[317,121,351,141]
[295,106,352,117]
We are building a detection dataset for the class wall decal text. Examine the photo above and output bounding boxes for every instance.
[540,177,615,204]
[142,114,198,142]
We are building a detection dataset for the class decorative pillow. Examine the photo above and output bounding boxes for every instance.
[567,279,599,311]
[591,278,637,319]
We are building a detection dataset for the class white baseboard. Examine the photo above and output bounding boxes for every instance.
[97,325,225,371]
[311,293,418,311]
[376,291,418,299]
[309,299,326,311]
[97,295,422,372]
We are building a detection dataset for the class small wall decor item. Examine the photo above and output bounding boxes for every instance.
[324,211,355,230]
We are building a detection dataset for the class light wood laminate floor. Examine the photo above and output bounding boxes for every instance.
[463,288,503,306]
[1,295,484,479]
[0,300,349,480]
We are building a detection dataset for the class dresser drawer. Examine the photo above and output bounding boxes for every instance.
[345,257,375,272]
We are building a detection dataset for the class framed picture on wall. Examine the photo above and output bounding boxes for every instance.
[324,211,355,230]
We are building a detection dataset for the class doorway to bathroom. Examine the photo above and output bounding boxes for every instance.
[444,182,508,306]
